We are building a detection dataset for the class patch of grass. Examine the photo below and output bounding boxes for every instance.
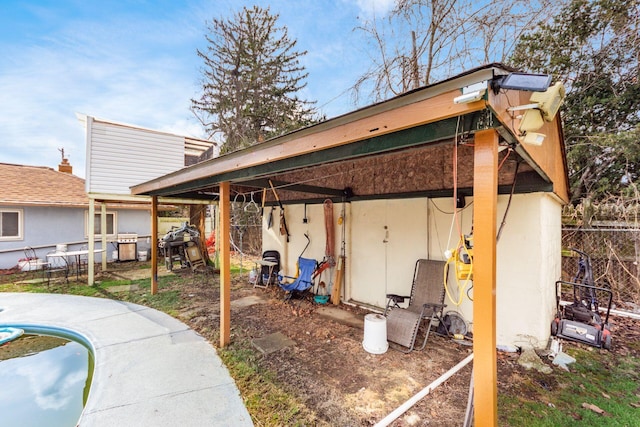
[0,282,49,293]
[99,279,133,287]
[90,275,185,316]
[230,265,250,275]
[500,348,640,426]
[218,342,321,426]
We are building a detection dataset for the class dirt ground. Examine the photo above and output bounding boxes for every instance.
[160,266,471,426]
[145,261,637,427]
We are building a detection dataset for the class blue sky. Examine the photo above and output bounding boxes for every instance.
[0,0,394,177]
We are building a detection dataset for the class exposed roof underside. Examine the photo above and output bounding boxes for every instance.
[131,64,568,206]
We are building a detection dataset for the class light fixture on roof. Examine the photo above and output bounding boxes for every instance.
[507,82,566,134]
[522,132,546,146]
[453,81,487,104]
[492,72,553,93]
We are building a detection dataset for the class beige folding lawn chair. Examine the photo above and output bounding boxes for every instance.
[184,243,206,272]
[384,259,448,353]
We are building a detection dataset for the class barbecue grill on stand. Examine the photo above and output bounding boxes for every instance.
[117,233,138,262]
[158,223,200,271]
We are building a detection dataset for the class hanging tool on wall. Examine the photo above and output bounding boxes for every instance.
[331,200,347,305]
[323,199,336,265]
[269,179,290,242]
[265,187,274,229]
[267,204,275,229]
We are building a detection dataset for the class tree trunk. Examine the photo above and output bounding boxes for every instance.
[190,205,210,264]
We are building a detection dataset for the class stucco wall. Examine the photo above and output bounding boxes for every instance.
[263,192,562,348]
[494,194,562,348]
[0,206,151,268]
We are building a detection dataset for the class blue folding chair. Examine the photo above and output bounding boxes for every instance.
[279,257,316,301]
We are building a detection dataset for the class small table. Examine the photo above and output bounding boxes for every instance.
[254,260,277,288]
[48,249,105,281]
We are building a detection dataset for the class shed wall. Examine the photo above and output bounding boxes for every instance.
[263,193,561,348]
[495,194,561,348]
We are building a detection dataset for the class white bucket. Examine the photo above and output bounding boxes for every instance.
[56,244,67,253]
[362,313,388,354]
[112,250,118,261]
[248,269,258,284]
[138,251,148,262]
[19,259,41,271]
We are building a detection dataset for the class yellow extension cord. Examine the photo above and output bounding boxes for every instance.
[444,236,474,306]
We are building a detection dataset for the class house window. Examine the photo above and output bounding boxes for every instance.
[0,209,22,240]
[85,211,116,237]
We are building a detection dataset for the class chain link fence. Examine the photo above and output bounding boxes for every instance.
[230,201,263,257]
[562,227,640,312]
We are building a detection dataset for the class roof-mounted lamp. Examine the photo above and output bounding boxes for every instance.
[453,81,488,104]
[510,82,566,132]
[505,81,566,145]
[492,72,553,93]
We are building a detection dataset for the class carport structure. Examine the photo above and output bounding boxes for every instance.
[131,63,568,425]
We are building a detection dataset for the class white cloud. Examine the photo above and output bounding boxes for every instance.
[16,358,86,410]
[0,4,204,177]
[351,0,395,18]
[0,0,378,176]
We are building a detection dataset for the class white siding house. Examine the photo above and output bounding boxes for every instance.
[79,114,200,195]
[76,114,216,278]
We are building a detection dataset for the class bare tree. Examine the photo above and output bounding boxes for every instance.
[352,0,561,103]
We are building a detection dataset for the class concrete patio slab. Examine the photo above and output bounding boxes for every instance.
[251,332,295,355]
[317,305,366,329]
[0,293,253,427]
[231,294,266,309]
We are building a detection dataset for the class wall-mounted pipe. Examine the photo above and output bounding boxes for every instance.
[374,353,474,427]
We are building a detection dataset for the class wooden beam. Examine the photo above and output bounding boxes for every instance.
[238,179,346,198]
[219,181,231,347]
[140,114,489,197]
[88,193,213,205]
[131,88,489,197]
[151,196,158,295]
[101,203,107,272]
[472,129,499,426]
[88,198,95,286]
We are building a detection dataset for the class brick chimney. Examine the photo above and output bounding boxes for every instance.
[58,157,73,174]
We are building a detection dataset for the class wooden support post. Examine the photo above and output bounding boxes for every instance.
[219,182,231,347]
[151,196,159,295]
[88,198,95,286]
[101,203,107,272]
[472,129,499,426]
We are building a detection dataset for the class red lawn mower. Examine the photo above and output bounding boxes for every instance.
[551,249,612,350]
